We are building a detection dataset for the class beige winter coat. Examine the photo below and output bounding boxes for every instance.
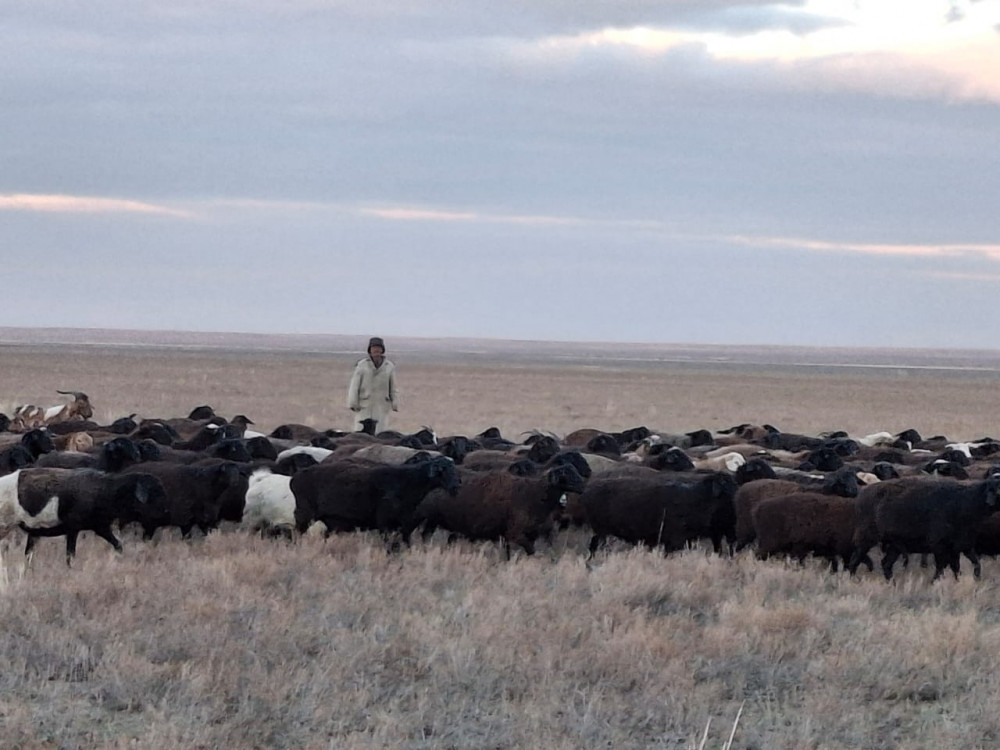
[346,356,399,432]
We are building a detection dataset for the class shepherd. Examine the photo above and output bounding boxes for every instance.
[346,337,399,433]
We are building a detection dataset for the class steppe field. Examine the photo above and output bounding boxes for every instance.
[4,329,1000,749]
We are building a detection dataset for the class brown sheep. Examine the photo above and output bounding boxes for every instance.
[413,464,587,558]
[733,468,862,550]
[752,492,872,573]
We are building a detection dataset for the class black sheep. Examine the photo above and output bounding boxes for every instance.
[121,461,245,538]
[850,474,1000,580]
[581,471,739,557]
[12,468,168,566]
[290,455,460,545]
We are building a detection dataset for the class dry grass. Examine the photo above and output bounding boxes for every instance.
[5,534,1000,749]
[4,337,1000,748]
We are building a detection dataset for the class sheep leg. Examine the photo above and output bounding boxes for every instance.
[64,531,80,567]
[847,548,868,575]
[93,525,123,554]
[964,550,982,580]
[23,534,38,570]
[587,534,604,559]
[881,545,901,581]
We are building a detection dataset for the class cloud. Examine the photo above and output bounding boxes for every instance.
[0,193,191,218]
[725,234,1000,262]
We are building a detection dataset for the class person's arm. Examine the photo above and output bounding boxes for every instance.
[347,364,363,411]
[388,368,399,411]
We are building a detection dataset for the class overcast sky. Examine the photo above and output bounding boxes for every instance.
[3,1,999,348]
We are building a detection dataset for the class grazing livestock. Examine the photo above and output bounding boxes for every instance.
[11,391,93,432]
[240,468,301,538]
[0,445,34,475]
[414,464,587,558]
[733,468,861,550]
[850,474,1000,580]
[291,455,460,546]
[120,461,246,538]
[351,444,448,466]
[647,446,746,473]
[581,471,739,557]
[1,468,168,565]
[35,436,144,472]
[752,492,871,572]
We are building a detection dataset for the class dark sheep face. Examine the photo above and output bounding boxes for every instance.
[925,460,968,479]
[617,426,651,445]
[246,436,278,461]
[939,449,971,467]
[412,427,437,446]
[806,448,844,472]
[270,425,295,440]
[310,435,338,450]
[275,453,318,475]
[550,451,592,479]
[896,429,922,445]
[188,405,216,420]
[441,437,472,464]
[527,437,560,464]
[398,435,424,450]
[359,418,378,436]
[21,429,55,457]
[109,414,138,434]
[0,413,12,432]
[134,422,177,446]
[547,465,587,496]
[508,459,539,477]
[685,429,714,448]
[137,440,163,462]
[872,462,900,481]
[987,473,1000,506]
[2,445,33,472]
[653,447,695,472]
[736,458,778,484]
[210,440,253,463]
[824,469,860,498]
[101,437,142,471]
[425,458,461,495]
[586,434,620,456]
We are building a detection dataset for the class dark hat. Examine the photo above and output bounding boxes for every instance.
[367,337,385,352]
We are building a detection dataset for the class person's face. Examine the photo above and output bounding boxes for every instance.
[369,346,385,363]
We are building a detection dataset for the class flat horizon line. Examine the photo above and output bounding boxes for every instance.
[1,325,997,356]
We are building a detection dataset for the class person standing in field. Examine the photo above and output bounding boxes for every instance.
[346,336,399,432]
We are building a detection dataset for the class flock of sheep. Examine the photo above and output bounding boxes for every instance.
[3,390,1000,580]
